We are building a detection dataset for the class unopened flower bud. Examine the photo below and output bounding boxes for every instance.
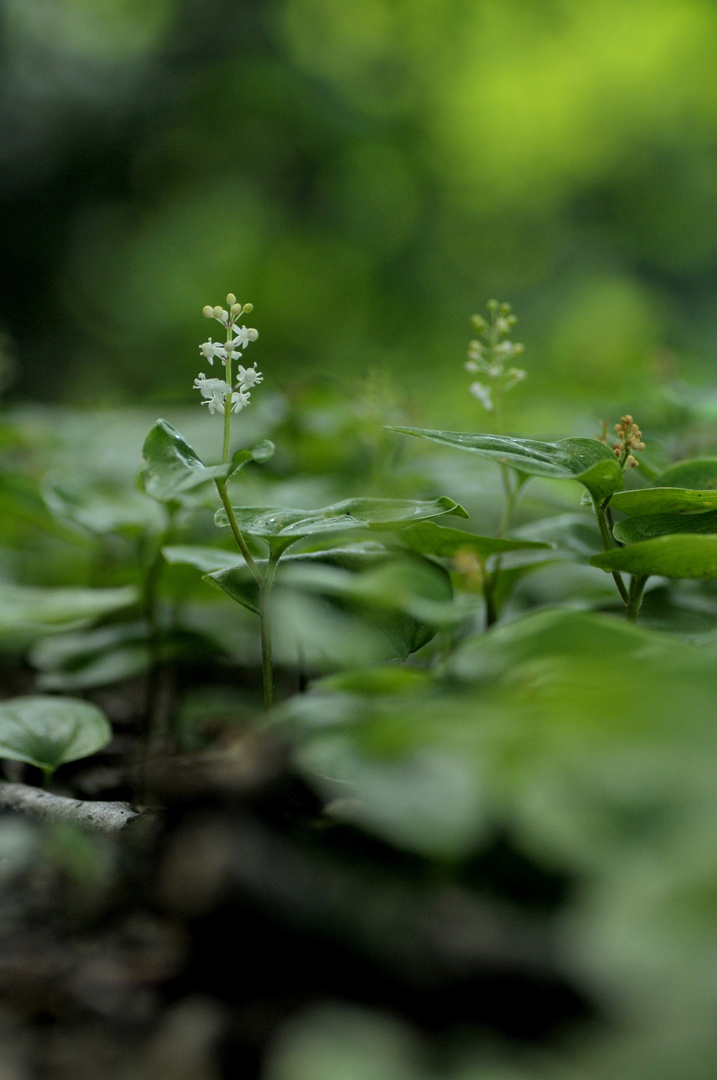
[242,303,253,314]
[226,293,237,305]
[203,305,214,318]
[213,305,225,319]
[230,303,242,316]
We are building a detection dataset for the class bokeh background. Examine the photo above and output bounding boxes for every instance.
[3,0,717,428]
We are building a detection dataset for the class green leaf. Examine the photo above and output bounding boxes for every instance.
[0,584,137,645]
[614,510,717,544]
[161,544,244,573]
[141,421,274,504]
[43,476,163,535]
[610,487,717,516]
[591,535,717,579]
[387,427,624,500]
[656,458,717,490]
[609,458,717,517]
[394,519,551,562]
[214,497,468,555]
[0,696,112,774]
[208,546,453,658]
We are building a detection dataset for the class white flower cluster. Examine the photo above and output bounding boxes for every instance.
[194,294,261,415]
[464,300,526,414]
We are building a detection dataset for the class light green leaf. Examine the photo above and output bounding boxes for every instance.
[614,510,717,544]
[0,696,112,774]
[43,476,163,535]
[0,584,137,643]
[591,535,717,579]
[161,544,243,573]
[657,458,717,489]
[214,497,468,555]
[208,546,453,658]
[387,427,624,500]
[393,520,551,562]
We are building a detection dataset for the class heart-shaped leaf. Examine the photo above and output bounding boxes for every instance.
[387,427,624,500]
[591,535,717,579]
[0,696,112,775]
[141,420,272,505]
[214,497,468,556]
[614,510,717,544]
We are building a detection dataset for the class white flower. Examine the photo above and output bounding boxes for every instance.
[199,339,227,366]
[232,325,259,349]
[469,381,494,412]
[236,363,263,390]
[193,373,231,414]
[230,389,251,413]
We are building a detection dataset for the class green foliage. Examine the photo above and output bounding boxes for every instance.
[0,696,112,778]
[388,428,625,500]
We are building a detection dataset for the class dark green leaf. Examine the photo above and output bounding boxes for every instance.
[387,427,624,500]
[614,510,717,544]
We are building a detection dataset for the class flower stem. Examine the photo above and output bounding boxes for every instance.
[259,550,280,710]
[626,574,648,623]
[214,480,263,588]
[223,349,233,465]
[592,497,629,604]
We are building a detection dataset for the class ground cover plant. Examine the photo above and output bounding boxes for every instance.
[0,298,716,1078]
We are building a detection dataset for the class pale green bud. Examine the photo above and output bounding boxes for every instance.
[226,293,237,305]
[203,305,214,318]
[213,305,225,319]
[242,303,254,314]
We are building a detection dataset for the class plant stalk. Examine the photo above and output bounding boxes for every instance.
[592,497,629,604]
[259,550,280,709]
[626,574,648,623]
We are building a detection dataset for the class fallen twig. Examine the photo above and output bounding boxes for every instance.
[0,783,139,833]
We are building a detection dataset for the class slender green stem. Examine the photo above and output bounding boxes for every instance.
[214,480,263,588]
[223,337,233,465]
[259,550,280,709]
[592,497,629,604]
[626,574,648,623]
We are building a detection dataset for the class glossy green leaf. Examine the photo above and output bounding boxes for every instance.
[387,427,624,500]
[610,487,717,516]
[591,535,717,578]
[614,510,717,544]
[0,696,112,774]
[609,458,717,517]
[214,497,468,555]
[393,520,551,562]
[141,421,272,505]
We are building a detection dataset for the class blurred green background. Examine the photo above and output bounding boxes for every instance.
[2,0,717,427]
